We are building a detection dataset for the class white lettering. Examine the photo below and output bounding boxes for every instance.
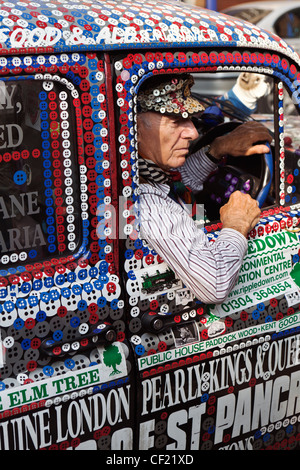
[0,124,23,149]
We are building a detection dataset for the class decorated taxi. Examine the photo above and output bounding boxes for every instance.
[1,0,300,452]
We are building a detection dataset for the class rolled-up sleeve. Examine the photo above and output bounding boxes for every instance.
[139,186,247,304]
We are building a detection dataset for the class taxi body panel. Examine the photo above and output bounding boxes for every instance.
[0,0,300,451]
[0,0,296,56]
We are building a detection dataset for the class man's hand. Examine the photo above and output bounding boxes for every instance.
[209,121,272,160]
[220,191,261,238]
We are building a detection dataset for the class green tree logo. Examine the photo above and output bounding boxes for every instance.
[103,344,122,376]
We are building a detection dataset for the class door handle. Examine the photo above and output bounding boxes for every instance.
[41,323,117,357]
[141,308,203,333]
[141,312,181,333]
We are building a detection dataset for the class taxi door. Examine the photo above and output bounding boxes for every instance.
[114,47,300,451]
[0,52,134,450]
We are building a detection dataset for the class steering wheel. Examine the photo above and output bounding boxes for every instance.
[191,121,273,212]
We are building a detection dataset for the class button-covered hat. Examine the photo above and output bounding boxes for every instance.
[137,73,205,118]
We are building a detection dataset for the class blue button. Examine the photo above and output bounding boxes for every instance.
[89,267,98,277]
[61,287,71,298]
[97,296,106,307]
[43,366,54,377]
[21,339,31,350]
[111,299,119,310]
[135,345,145,356]
[94,280,103,290]
[67,272,76,283]
[4,300,15,312]
[21,282,31,294]
[16,298,26,309]
[36,311,46,322]
[53,330,63,341]
[78,269,87,281]
[70,317,80,328]
[125,249,134,259]
[72,285,82,295]
[14,318,24,330]
[77,299,87,311]
[200,393,209,403]
[65,359,75,370]
[83,283,93,293]
[252,310,260,320]
[257,303,265,311]
[31,280,43,295]
[41,292,50,303]
[13,171,27,185]
[44,277,54,288]
[28,295,39,307]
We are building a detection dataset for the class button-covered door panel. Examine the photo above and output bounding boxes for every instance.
[0,53,134,450]
[114,48,300,450]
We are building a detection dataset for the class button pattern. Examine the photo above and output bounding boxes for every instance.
[0,0,299,67]
[0,0,300,451]
[0,51,125,407]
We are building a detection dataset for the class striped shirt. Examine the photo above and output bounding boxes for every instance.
[138,148,248,304]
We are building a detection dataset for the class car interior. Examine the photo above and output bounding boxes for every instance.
[187,71,300,223]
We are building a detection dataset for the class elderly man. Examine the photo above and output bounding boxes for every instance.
[137,73,272,304]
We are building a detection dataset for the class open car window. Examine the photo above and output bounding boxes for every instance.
[189,71,277,222]
[133,69,300,224]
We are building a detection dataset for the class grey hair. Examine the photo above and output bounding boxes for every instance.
[137,112,153,128]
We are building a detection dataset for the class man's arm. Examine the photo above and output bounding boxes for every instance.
[139,187,259,304]
[180,121,272,191]
[220,190,261,237]
[209,121,272,160]
[179,148,217,191]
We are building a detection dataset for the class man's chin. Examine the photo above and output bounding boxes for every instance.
[172,155,187,168]
[164,155,188,171]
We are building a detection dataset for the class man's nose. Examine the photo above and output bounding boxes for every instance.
[182,119,199,140]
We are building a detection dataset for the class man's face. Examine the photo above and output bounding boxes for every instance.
[137,112,198,171]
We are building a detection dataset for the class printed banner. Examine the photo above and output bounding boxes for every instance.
[211,230,300,317]
[139,331,300,450]
[0,342,127,412]
[0,384,132,450]
[138,311,300,371]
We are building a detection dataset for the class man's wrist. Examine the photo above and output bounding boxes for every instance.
[209,137,227,160]
[221,221,250,238]
[203,144,223,164]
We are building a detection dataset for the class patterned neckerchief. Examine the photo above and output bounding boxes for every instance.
[138,155,172,186]
[138,155,197,220]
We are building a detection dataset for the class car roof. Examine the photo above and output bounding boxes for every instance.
[0,0,298,64]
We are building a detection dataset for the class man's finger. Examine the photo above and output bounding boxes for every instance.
[245,144,271,156]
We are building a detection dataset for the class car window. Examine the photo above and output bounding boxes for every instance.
[0,78,81,268]
[191,71,277,218]
[274,8,300,38]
